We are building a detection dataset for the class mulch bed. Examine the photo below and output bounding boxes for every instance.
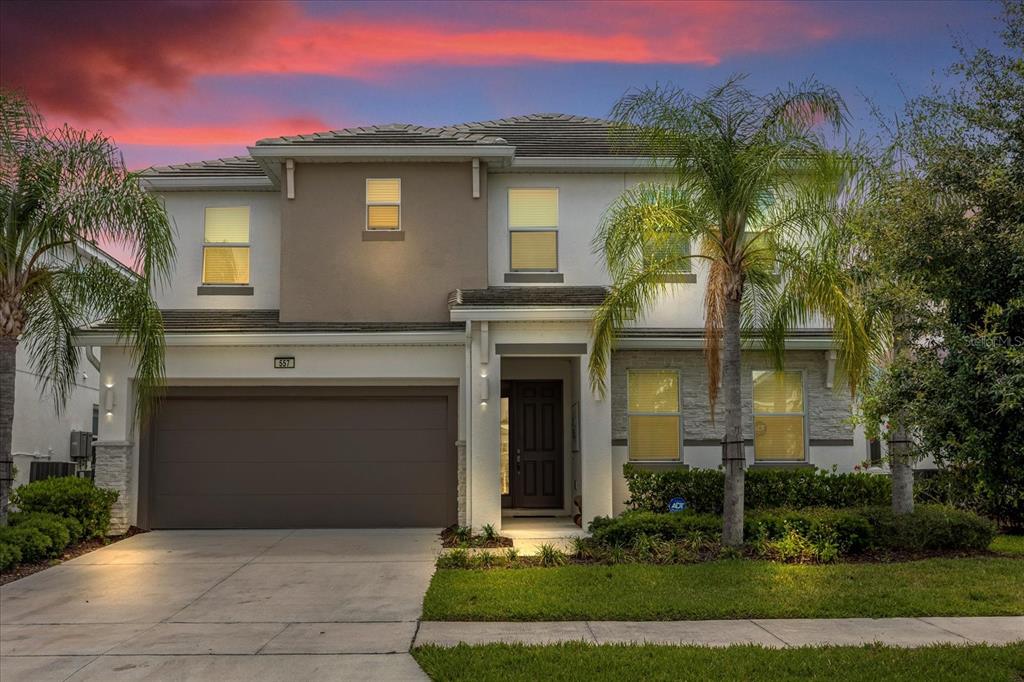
[0,526,148,586]
[440,525,513,549]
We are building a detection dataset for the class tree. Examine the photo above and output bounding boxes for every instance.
[0,90,174,524]
[589,77,876,546]
[854,1,1024,524]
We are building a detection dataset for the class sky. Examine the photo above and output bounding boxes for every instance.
[0,0,1005,172]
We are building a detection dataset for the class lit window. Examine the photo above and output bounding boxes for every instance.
[500,396,510,495]
[509,188,558,271]
[627,370,681,461]
[752,370,806,461]
[366,178,401,230]
[202,206,250,285]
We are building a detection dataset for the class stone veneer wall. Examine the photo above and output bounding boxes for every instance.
[611,349,853,445]
[456,439,467,526]
[93,441,134,534]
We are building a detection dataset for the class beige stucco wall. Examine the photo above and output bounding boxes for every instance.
[280,161,488,322]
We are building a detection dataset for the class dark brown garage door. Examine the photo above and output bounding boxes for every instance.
[140,386,457,529]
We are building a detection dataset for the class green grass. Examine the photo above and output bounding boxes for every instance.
[992,534,1024,556]
[412,643,1024,681]
[422,558,1024,621]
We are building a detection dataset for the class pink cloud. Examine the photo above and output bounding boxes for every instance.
[2,0,841,122]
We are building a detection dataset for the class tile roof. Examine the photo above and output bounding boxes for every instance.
[90,310,462,334]
[448,286,608,308]
[254,123,507,147]
[141,114,645,179]
[443,113,639,158]
[140,156,265,179]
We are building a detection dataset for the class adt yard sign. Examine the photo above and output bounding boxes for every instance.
[669,497,687,513]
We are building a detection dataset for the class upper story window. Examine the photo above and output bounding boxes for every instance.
[509,188,558,271]
[646,231,691,273]
[752,370,806,462]
[202,206,250,285]
[627,370,682,461]
[366,178,401,230]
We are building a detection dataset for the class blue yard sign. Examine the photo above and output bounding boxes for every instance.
[669,497,687,513]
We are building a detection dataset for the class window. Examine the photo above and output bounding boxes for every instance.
[752,370,806,461]
[366,178,401,230]
[202,206,250,285]
[509,188,558,271]
[646,231,691,273]
[627,370,681,461]
[500,396,510,495]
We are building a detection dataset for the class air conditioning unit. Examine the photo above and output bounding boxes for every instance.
[69,430,93,461]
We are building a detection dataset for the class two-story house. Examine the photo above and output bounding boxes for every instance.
[79,114,867,534]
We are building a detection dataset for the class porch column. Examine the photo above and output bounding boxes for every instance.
[579,351,613,525]
[468,325,502,531]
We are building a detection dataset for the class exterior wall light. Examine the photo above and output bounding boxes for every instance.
[103,383,115,415]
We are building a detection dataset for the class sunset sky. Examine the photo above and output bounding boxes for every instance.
[0,0,1005,172]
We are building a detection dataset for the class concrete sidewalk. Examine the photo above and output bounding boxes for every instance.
[415,616,1024,648]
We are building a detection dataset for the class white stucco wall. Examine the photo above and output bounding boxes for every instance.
[12,349,98,488]
[152,190,281,309]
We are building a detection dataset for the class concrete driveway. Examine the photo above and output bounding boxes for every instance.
[0,529,440,681]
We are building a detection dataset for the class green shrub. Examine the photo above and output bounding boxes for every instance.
[437,548,471,569]
[537,543,567,567]
[916,466,1023,530]
[0,541,22,571]
[623,465,891,514]
[745,508,873,555]
[12,477,118,538]
[10,512,71,555]
[0,526,53,563]
[753,523,840,563]
[589,510,721,546]
[857,505,997,552]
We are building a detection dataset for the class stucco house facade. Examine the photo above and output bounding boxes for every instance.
[78,114,874,534]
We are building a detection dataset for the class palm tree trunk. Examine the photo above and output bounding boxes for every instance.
[721,295,745,546]
[0,336,16,526]
[890,426,914,515]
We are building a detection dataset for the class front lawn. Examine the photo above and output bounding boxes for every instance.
[412,642,1024,682]
[992,534,1024,557]
[422,557,1024,621]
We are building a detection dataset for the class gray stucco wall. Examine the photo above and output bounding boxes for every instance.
[280,161,488,322]
[611,349,853,445]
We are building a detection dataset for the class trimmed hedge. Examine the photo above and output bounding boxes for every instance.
[12,477,118,538]
[623,465,892,514]
[0,541,21,571]
[0,526,53,563]
[587,505,996,557]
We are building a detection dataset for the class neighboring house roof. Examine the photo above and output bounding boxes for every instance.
[140,114,648,185]
[448,286,608,309]
[89,309,462,334]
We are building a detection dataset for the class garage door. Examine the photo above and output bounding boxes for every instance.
[141,387,457,529]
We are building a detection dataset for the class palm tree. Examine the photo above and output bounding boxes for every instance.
[0,90,173,524]
[589,77,876,546]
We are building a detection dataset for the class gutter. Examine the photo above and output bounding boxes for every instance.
[449,307,597,322]
[74,330,467,347]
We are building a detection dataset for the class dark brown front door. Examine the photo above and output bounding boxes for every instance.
[510,381,563,508]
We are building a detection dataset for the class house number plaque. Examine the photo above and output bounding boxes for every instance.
[274,356,296,369]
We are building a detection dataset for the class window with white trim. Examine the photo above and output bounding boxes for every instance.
[366,178,401,230]
[509,188,558,271]
[627,370,681,461]
[202,206,250,285]
[646,231,691,273]
[752,370,806,461]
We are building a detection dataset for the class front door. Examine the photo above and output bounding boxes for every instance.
[510,381,563,508]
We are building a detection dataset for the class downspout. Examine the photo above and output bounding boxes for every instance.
[85,347,101,373]
[464,320,473,526]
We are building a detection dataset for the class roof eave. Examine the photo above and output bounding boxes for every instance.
[508,156,674,172]
[449,306,597,322]
[75,329,466,347]
[141,176,275,192]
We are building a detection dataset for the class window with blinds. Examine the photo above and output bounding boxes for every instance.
[366,178,401,230]
[627,370,681,461]
[202,207,250,285]
[752,370,806,461]
[509,188,558,271]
